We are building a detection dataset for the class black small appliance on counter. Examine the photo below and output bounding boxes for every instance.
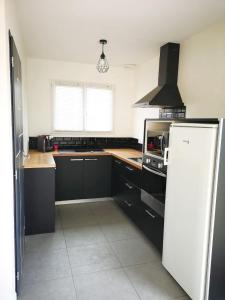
[37,135,54,152]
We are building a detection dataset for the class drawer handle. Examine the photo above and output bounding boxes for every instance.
[125,182,133,189]
[85,158,98,161]
[124,200,132,207]
[145,209,156,219]
[125,166,134,172]
[70,158,83,162]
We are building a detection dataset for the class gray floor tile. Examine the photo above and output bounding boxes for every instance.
[68,243,121,276]
[59,203,98,228]
[125,261,186,300]
[74,268,140,300]
[55,210,62,231]
[22,248,72,285]
[100,220,141,242]
[89,199,118,212]
[63,223,107,248]
[90,201,128,224]
[25,230,66,253]
[19,277,76,300]
[110,237,160,267]
[21,200,187,300]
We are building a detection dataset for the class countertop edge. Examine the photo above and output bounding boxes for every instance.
[24,149,142,170]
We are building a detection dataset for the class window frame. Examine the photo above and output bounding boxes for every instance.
[51,80,114,133]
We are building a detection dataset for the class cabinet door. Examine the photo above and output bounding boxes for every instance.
[84,156,111,198]
[55,157,84,201]
[25,168,55,235]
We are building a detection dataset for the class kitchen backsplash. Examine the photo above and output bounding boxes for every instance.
[159,107,186,119]
[29,136,143,151]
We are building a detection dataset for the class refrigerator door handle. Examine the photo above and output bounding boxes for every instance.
[164,147,169,165]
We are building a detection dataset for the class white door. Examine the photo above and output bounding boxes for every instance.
[162,123,218,300]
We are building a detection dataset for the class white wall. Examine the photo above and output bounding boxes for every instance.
[178,20,225,117]
[0,0,26,299]
[27,58,135,137]
[133,19,225,143]
[133,55,160,143]
[26,19,225,144]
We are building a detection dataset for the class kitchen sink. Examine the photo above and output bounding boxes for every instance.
[129,157,143,164]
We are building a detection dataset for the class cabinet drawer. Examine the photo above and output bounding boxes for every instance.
[135,201,164,252]
[113,158,141,187]
[115,176,141,219]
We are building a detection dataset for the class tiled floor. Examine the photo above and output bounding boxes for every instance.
[18,198,190,300]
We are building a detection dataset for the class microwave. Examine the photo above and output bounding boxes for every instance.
[143,120,179,176]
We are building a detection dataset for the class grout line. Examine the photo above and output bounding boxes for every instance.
[66,246,78,300]
[59,208,78,300]
[122,266,142,300]
[106,238,142,300]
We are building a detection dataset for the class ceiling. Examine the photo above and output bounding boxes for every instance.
[17,0,225,66]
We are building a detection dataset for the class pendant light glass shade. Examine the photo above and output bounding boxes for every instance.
[97,39,109,73]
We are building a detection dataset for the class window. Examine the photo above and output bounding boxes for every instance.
[53,82,113,132]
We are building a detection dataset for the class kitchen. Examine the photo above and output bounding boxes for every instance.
[1,1,225,300]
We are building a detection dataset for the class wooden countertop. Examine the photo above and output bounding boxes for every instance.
[24,152,56,169]
[24,148,143,170]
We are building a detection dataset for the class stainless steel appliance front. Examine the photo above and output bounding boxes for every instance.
[143,120,178,176]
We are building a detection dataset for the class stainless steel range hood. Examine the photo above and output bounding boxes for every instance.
[134,43,184,108]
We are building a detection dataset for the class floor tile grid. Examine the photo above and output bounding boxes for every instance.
[62,202,147,300]
[20,203,189,300]
[19,214,77,299]
[97,213,164,300]
[58,201,161,270]
[58,204,143,300]
[89,209,168,300]
[105,239,143,300]
[88,203,187,300]
[57,202,188,300]
[55,209,78,300]
[58,205,122,274]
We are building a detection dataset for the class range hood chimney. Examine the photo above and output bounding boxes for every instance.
[134,42,184,108]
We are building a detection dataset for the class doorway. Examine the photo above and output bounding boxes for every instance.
[9,31,24,294]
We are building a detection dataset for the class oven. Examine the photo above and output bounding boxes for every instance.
[143,120,177,177]
[141,120,179,211]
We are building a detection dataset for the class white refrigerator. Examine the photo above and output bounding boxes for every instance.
[162,120,225,300]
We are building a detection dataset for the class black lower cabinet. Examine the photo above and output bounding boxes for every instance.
[54,157,84,201]
[84,157,111,198]
[54,156,111,201]
[24,168,55,235]
[113,158,164,253]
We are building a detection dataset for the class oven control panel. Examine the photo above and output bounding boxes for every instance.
[143,155,167,174]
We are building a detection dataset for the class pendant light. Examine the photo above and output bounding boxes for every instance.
[97,39,109,73]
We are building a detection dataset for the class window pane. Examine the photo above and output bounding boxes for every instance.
[54,85,83,131]
[85,87,113,131]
